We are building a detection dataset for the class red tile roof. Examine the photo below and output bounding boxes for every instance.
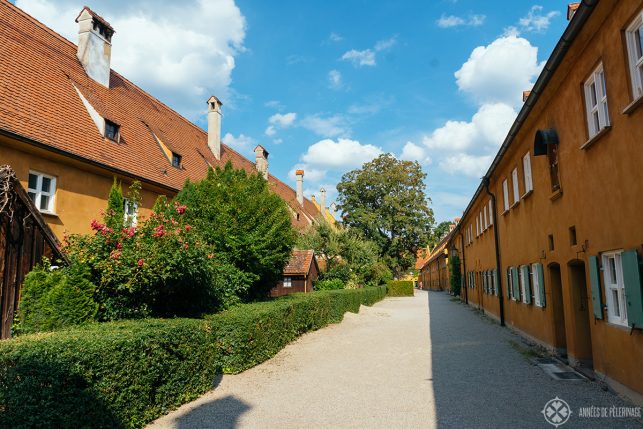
[284,250,316,276]
[0,1,320,228]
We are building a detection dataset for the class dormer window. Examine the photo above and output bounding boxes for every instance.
[105,120,120,142]
[171,152,182,168]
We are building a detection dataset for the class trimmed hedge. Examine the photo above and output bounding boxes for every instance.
[0,286,386,429]
[387,280,415,296]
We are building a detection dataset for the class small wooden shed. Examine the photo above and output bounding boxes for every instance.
[271,250,319,297]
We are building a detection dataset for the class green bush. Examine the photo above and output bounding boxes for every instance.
[0,286,386,429]
[15,263,98,334]
[387,280,414,296]
[314,278,345,290]
[449,254,462,296]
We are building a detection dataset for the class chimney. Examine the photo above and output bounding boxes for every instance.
[522,90,531,102]
[207,96,223,160]
[296,170,304,206]
[254,145,269,179]
[75,7,114,88]
[567,3,580,21]
[329,202,337,216]
[319,188,327,217]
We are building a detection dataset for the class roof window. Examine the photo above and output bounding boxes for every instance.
[171,152,182,168]
[105,120,120,142]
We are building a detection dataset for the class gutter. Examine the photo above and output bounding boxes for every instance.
[455,0,598,225]
[0,128,181,193]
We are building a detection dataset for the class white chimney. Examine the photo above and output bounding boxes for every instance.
[75,7,114,88]
[319,188,326,217]
[207,96,222,160]
[254,145,269,179]
[296,170,304,206]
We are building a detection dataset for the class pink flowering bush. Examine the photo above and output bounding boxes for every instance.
[66,196,246,320]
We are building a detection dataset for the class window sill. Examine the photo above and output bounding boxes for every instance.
[580,126,611,150]
[521,189,533,200]
[501,209,509,216]
[40,210,59,218]
[510,202,519,210]
[549,188,563,201]
[622,93,643,115]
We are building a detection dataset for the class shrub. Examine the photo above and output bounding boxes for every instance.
[449,254,462,296]
[387,280,414,296]
[15,262,98,334]
[0,286,386,429]
[314,278,345,290]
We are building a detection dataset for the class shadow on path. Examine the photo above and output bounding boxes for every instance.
[427,290,642,429]
[174,395,251,429]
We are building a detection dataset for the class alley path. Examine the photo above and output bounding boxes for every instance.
[147,291,642,429]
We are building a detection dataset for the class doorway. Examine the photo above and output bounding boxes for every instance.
[568,261,593,369]
[548,263,567,357]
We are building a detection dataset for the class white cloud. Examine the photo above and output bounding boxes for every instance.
[439,153,494,178]
[222,132,255,153]
[288,165,328,182]
[264,100,283,110]
[437,14,485,28]
[518,5,560,33]
[300,114,350,138]
[15,0,246,121]
[301,138,382,169]
[269,112,297,127]
[400,142,432,165]
[328,32,343,42]
[328,70,342,89]
[341,36,396,67]
[422,103,516,151]
[454,35,543,106]
[264,125,276,136]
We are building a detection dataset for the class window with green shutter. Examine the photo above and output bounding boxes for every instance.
[521,265,532,304]
[512,267,520,301]
[493,269,499,296]
[589,255,604,320]
[622,250,643,329]
[532,263,546,307]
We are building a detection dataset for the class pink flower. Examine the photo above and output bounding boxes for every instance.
[175,204,187,215]
[152,225,165,238]
[90,219,104,231]
[137,259,145,267]
[116,242,123,250]
[184,243,189,250]
[122,227,136,238]
[110,250,121,260]
[185,224,192,232]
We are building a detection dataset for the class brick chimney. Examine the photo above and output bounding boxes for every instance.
[522,90,531,102]
[567,3,580,21]
[254,145,269,179]
[296,170,304,206]
[75,7,114,88]
[207,96,222,160]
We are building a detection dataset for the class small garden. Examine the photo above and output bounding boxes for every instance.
[1,162,394,428]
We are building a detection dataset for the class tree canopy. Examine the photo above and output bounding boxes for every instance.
[430,220,453,247]
[336,154,434,276]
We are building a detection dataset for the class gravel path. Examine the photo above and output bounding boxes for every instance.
[147,290,642,429]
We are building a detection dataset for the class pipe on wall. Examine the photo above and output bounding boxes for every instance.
[483,177,505,327]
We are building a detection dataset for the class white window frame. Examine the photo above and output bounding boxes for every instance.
[507,268,514,300]
[27,171,56,214]
[519,265,530,304]
[531,263,543,307]
[124,199,139,227]
[476,217,479,237]
[522,152,533,194]
[483,206,488,230]
[479,212,483,233]
[583,63,610,138]
[488,200,493,225]
[625,12,643,100]
[602,251,628,326]
[511,168,519,205]
[283,277,292,288]
[502,179,509,212]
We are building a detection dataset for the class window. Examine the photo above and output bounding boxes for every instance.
[625,12,643,99]
[548,234,555,251]
[602,251,627,326]
[547,142,560,192]
[105,120,120,141]
[476,216,479,237]
[507,267,513,300]
[511,168,519,205]
[479,212,483,233]
[519,265,531,304]
[483,206,488,230]
[584,63,610,138]
[171,152,182,168]
[283,277,292,288]
[124,199,138,227]
[569,226,577,246]
[532,263,544,307]
[522,153,533,194]
[502,179,509,211]
[488,200,493,225]
[27,171,56,214]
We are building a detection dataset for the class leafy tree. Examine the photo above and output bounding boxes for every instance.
[175,162,296,299]
[430,221,453,246]
[105,178,125,231]
[449,254,462,296]
[336,154,434,276]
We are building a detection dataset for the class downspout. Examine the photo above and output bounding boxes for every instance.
[483,177,505,327]
[460,231,468,304]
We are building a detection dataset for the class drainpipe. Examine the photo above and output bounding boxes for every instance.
[459,231,468,304]
[483,177,505,327]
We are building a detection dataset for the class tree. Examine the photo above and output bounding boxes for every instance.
[105,178,125,231]
[336,154,434,276]
[430,221,452,247]
[175,162,296,299]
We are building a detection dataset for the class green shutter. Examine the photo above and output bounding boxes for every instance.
[493,269,499,296]
[622,250,643,328]
[521,265,532,304]
[511,267,520,300]
[536,263,545,307]
[589,255,603,320]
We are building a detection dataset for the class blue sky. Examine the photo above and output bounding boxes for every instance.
[13,0,569,224]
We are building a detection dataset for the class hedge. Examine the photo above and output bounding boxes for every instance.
[0,286,386,429]
[387,280,415,296]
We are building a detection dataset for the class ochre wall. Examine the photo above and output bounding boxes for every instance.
[451,0,643,396]
[1,136,173,239]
